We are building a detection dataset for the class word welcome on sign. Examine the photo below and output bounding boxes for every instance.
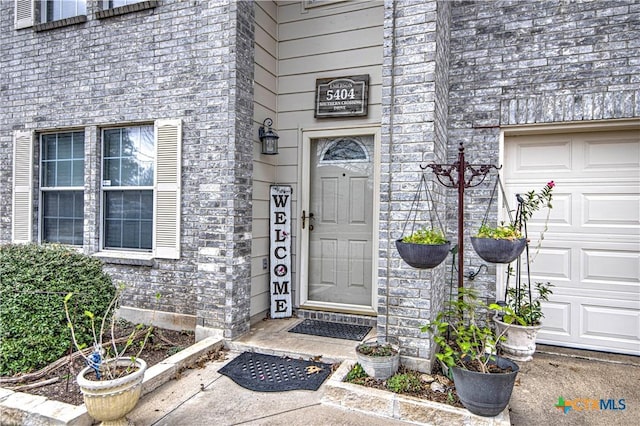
[270,185,292,318]
[315,75,369,118]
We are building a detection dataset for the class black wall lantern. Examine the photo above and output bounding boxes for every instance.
[259,118,279,155]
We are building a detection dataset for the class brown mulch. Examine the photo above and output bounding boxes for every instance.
[0,324,197,406]
[346,365,464,408]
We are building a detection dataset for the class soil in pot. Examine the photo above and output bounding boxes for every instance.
[356,339,400,380]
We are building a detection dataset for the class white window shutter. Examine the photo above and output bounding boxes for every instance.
[15,0,34,29]
[12,130,33,243]
[153,119,182,259]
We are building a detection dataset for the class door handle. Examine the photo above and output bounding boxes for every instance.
[301,210,314,229]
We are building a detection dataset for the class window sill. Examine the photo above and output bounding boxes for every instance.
[95,0,158,19]
[34,15,87,32]
[94,251,155,267]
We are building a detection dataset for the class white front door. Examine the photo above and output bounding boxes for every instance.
[300,128,379,315]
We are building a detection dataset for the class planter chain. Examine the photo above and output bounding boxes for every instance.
[423,142,499,293]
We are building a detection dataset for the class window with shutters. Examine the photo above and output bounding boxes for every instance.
[102,125,154,251]
[40,131,85,245]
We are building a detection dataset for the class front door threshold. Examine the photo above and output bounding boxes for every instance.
[299,302,377,317]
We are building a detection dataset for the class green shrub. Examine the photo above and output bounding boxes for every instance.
[386,372,423,393]
[0,244,116,375]
[344,363,368,382]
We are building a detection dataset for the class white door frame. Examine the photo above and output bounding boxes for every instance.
[298,125,381,316]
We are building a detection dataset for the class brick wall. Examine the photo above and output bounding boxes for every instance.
[380,0,451,372]
[0,0,255,338]
[447,0,640,300]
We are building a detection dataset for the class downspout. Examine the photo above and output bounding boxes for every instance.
[384,0,397,341]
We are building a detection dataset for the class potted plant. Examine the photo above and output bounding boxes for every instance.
[471,181,555,264]
[470,224,526,264]
[490,181,555,361]
[421,288,518,417]
[494,281,553,361]
[396,227,451,269]
[63,285,156,425]
[355,337,400,380]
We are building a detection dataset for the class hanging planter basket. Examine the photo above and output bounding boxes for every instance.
[395,239,451,269]
[396,169,451,270]
[470,236,526,264]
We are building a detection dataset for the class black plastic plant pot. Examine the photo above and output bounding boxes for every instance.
[395,240,451,269]
[470,237,527,264]
[451,356,520,417]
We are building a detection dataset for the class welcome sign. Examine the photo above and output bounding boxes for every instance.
[270,185,292,318]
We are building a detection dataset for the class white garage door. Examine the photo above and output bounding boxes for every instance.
[503,128,640,356]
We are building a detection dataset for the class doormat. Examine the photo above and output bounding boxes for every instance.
[288,319,372,341]
[218,352,332,392]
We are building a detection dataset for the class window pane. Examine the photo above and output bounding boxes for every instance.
[43,161,56,187]
[72,159,84,186]
[104,190,152,250]
[41,131,84,188]
[57,160,72,186]
[104,158,121,186]
[102,125,154,187]
[42,135,57,161]
[72,132,84,159]
[105,219,122,248]
[104,129,122,157]
[57,133,72,159]
[42,191,83,245]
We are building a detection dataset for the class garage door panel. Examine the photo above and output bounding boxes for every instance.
[538,300,571,336]
[581,304,640,341]
[583,193,640,229]
[582,136,640,172]
[528,247,572,280]
[505,128,640,355]
[582,249,640,285]
[511,139,572,173]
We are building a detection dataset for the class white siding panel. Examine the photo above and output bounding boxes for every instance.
[280,26,383,59]
[279,46,382,76]
[279,4,383,38]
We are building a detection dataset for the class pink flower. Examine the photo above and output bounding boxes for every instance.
[547,180,555,188]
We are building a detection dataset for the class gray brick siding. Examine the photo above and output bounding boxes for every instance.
[446,0,640,300]
[0,0,255,338]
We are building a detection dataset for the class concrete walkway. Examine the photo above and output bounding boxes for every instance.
[2,318,638,425]
[127,319,639,426]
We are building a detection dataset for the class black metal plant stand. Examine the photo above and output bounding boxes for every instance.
[425,142,499,292]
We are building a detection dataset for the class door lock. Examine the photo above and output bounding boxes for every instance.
[301,210,314,229]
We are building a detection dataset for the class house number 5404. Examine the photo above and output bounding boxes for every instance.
[325,88,355,101]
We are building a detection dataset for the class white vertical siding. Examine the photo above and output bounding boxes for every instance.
[251,1,279,317]
[277,0,383,309]
[251,0,384,317]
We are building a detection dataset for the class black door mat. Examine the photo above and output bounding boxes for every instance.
[288,319,372,341]
[218,352,332,392]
